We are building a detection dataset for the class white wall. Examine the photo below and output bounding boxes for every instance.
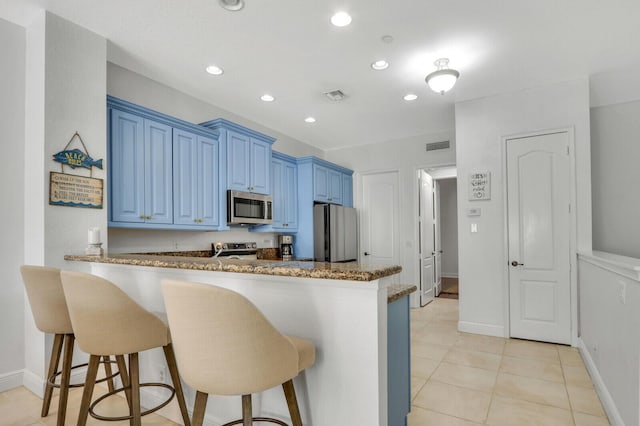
[23,11,107,395]
[578,253,639,426]
[438,178,458,277]
[590,100,640,259]
[0,17,26,388]
[454,79,591,337]
[325,127,456,297]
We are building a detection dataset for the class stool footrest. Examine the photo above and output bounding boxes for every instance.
[88,382,175,422]
[222,417,289,426]
[47,358,119,389]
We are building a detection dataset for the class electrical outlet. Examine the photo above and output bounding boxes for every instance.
[157,365,167,382]
[618,280,627,304]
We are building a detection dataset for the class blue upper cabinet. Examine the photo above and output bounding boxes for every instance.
[173,129,219,227]
[200,119,275,196]
[251,151,298,233]
[110,108,172,225]
[108,96,221,230]
[295,157,354,259]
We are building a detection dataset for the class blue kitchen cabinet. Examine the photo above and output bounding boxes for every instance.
[110,108,173,225]
[200,119,275,196]
[342,173,353,207]
[251,151,298,233]
[313,164,343,204]
[388,295,411,426]
[295,157,354,259]
[173,129,219,227]
[108,96,222,230]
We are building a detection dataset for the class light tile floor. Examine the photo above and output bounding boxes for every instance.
[0,297,610,425]
[408,298,610,426]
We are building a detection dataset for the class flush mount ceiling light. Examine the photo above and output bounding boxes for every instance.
[403,94,418,101]
[260,94,275,102]
[425,58,460,95]
[218,0,244,11]
[331,12,352,27]
[205,65,224,75]
[304,117,316,123]
[371,60,389,70]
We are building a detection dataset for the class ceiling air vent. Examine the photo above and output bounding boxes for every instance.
[324,90,346,101]
[426,140,450,152]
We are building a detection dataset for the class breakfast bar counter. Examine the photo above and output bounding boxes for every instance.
[65,252,411,426]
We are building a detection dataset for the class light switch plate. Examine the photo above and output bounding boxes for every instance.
[471,223,478,233]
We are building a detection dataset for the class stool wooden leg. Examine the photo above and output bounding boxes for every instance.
[129,353,142,426]
[192,391,208,426]
[42,333,64,417]
[163,344,191,426]
[242,394,252,426]
[115,355,133,426]
[282,379,303,426]
[56,334,75,426]
[102,355,115,392]
[77,355,100,426]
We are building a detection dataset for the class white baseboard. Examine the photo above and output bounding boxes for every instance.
[441,273,459,278]
[22,369,44,398]
[0,370,24,392]
[578,338,625,426]
[458,321,505,338]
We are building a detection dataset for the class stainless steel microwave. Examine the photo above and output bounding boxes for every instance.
[227,190,273,225]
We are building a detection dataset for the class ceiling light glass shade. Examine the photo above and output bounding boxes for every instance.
[260,94,275,102]
[219,0,244,11]
[371,60,389,70]
[425,58,459,95]
[205,65,224,75]
[331,12,352,27]
[304,117,316,123]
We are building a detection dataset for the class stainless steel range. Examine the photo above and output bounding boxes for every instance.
[212,242,258,260]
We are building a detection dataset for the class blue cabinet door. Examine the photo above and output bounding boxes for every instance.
[342,173,353,207]
[226,130,251,192]
[313,164,330,202]
[388,296,411,426]
[144,120,173,224]
[173,129,219,227]
[328,169,343,205]
[283,161,298,230]
[198,135,219,227]
[270,158,284,228]
[172,129,198,225]
[250,138,271,194]
[111,109,145,223]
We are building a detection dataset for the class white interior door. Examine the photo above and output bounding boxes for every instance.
[419,170,435,306]
[360,171,399,266]
[434,180,442,296]
[507,132,571,344]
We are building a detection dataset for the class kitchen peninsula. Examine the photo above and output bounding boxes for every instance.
[65,253,413,426]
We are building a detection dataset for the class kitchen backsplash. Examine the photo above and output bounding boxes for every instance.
[108,228,278,254]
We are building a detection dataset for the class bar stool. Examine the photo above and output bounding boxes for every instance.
[60,271,191,426]
[161,279,316,426]
[20,265,120,426]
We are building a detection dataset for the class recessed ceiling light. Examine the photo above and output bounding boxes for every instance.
[403,94,418,101]
[304,117,316,123]
[371,60,389,70]
[205,65,224,75]
[331,12,352,27]
[218,0,244,11]
[260,94,275,102]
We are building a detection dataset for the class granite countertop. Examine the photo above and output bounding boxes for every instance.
[64,252,402,282]
[387,284,417,303]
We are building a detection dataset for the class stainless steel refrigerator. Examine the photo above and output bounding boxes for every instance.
[314,204,358,262]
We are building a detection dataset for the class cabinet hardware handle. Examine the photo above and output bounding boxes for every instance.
[364,252,370,256]
[147,215,152,220]
[139,215,145,219]
[511,261,524,267]
[194,219,198,223]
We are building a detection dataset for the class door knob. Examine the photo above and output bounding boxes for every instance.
[511,261,524,267]
[364,252,370,256]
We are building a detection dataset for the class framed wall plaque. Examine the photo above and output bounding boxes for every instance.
[469,171,491,201]
[49,172,103,209]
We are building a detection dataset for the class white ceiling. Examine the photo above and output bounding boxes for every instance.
[3,0,640,151]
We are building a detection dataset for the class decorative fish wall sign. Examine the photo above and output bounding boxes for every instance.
[52,149,103,170]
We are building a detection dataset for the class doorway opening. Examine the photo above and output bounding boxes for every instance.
[417,166,459,306]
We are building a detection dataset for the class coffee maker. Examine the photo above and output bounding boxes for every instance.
[279,235,294,261]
